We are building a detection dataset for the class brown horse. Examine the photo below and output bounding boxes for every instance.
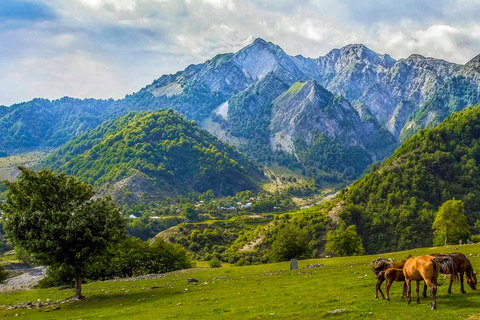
[403,255,457,310]
[383,268,407,300]
[422,253,477,296]
[372,259,406,299]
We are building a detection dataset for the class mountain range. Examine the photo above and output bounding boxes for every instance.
[2,38,480,182]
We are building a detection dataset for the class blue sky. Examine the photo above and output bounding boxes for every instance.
[1,0,480,106]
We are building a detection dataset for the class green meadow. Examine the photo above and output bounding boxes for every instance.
[1,244,480,319]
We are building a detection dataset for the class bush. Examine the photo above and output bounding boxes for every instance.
[147,238,193,273]
[0,265,6,283]
[36,276,55,288]
[270,225,311,262]
[235,258,246,266]
[15,246,32,265]
[471,234,480,243]
[325,221,364,257]
[209,257,222,268]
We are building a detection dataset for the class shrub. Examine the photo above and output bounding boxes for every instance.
[37,276,55,288]
[471,234,480,243]
[325,221,364,257]
[0,265,6,283]
[147,238,193,273]
[235,258,246,266]
[209,257,222,268]
[270,225,311,262]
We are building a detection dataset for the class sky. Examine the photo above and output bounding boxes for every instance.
[1,0,480,106]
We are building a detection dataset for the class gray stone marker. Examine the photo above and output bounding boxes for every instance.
[290,258,298,270]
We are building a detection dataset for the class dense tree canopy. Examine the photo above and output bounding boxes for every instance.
[269,225,311,262]
[45,110,263,204]
[2,167,127,299]
[339,105,480,253]
[325,221,364,257]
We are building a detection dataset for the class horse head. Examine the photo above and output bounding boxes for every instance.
[372,259,385,272]
[467,271,477,290]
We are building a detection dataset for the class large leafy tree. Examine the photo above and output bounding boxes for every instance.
[270,225,311,262]
[2,167,127,299]
[325,221,364,257]
[432,199,470,245]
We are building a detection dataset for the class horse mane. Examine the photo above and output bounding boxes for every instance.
[466,261,474,278]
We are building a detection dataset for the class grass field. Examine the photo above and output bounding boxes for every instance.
[0,152,49,181]
[1,244,480,319]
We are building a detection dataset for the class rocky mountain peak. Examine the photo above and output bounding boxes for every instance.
[338,44,395,68]
[462,54,480,77]
[466,54,480,67]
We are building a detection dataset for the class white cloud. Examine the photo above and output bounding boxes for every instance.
[0,53,133,105]
[2,0,480,105]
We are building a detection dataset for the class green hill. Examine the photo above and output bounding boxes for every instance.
[340,105,480,253]
[45,110,263,204]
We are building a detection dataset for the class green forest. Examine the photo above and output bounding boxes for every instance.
[45,110,263,204]
[340,104,480,253]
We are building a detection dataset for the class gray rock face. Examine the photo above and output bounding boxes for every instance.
[269,80,392,160]
[146,38,477,145]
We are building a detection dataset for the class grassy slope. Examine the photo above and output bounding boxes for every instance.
[0,151,49,181]
[1,244,480,319]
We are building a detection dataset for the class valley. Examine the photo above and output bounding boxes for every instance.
[1,34,480,320]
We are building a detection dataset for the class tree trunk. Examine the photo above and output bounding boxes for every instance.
[73,276,85,300]
[445,227,448,246]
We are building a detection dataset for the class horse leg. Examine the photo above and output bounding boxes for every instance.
[406,278,412,305]
[416,280,420,304]
[402,281,407,299]
[376,278,385,299]
[386,279,392,301]
[460,271,466,294]
[448,273,453,294]
[426,279,437,310]
[422,282,427,298]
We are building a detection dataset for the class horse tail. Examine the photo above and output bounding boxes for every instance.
[433,256,458,282]
[432,259,443,285]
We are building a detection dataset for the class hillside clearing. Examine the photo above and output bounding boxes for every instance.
[0,152,49,181]
[1,244,480,319]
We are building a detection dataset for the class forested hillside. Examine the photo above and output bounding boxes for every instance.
[340,105,480,253]
[45,110,263,204]
[0,98,112,150]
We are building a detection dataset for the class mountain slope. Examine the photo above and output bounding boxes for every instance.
[269,80,395,176]
[0,98,112,150]
[338,105,480,253]
[3,38,480,186]
[45,110,263,204]
[400,55,480,140]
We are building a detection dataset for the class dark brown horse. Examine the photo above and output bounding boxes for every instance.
[404,255,457,310]
[422,253,477,296]
[372,259,406,299]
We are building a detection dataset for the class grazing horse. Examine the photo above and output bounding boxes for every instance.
[372,259,406,299]
[403,255,457,310]
[422,253,477,296]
